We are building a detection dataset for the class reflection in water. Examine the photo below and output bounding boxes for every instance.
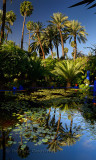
[0,104,96,159]
[0,112,17,160]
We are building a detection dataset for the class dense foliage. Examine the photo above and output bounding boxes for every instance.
[0,0,95,90]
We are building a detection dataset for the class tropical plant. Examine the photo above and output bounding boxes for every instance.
[30,21,45,59]
[6,10,16,41]
[0,41,30,88]
[52,60,84,88]
[0,0,7,44]
[49,12,68,58]
[20,1,33,49]
[43,25,55,59]
[0,0,13,44]
[30,36,49,58]
[0,10,13,41]
[52,26,61,59]
[26,20,34,51]
[66,20,88,61]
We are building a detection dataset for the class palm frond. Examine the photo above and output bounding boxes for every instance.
[69,0,95,8]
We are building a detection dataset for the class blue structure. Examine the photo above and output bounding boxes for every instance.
[86,70,90,81]
[13,86,17,95]
[92,78,96,104]
[93,79,96,96]
[13,86,17,91]
[74,84,79,89]
[19,85,24,90]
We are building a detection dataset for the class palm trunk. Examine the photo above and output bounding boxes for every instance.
[21,134,23,145]
[52,108,56,126]
[50,49,53,59]
[74,34,77,61]
[54,112,61,141]
[21,15,26,49]
[67,82,71,88]
[46,108,51,127]
[70,118,73,134]
[50,45,54,59]
[1,0,6,44]
[28,30,30,51]
[56,43,59,59]
[50,41,53,59]
[37,33,45,60]
[6,23,10,41]
[6,30,8,41]
[59,28,65,59]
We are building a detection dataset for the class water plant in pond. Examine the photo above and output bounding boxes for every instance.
[1,103,96,160]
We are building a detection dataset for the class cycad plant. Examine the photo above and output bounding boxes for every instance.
[53,60,84,88]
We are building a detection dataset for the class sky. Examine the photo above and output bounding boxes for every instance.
[0,0,96,58]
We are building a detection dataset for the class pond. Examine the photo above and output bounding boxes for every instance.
[0,90,96,160]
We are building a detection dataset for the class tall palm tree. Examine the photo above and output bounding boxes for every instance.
[31,21,45,59]
[0,0,13,44]
[30,37,49,58]
[20,1,33,49]
[66,20,88,61]
[0,0,7,44]
[26,20,34,51]
[0,9,12,40]
[6,10,16,41]
[43,25,54,59]
[51,25,61,59]
[49,12,68,58]
[53,60,84,88]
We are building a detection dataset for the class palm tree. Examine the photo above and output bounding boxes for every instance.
[0,9,12,40]
[26,20,34,51]
[0,0,6,44]
[0,10,3,26]
[69,0,96,9]
[43,25,54,59]
[31,21,45,59]
[49,25,61,59]
[6,10,16,41]
[66,20,88,61]
[30,38,49,58]
[52,26,60,59]
[49,12,68,58]
[20,1,33,49]
[53,60,84,88]
[0,0,13,44]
